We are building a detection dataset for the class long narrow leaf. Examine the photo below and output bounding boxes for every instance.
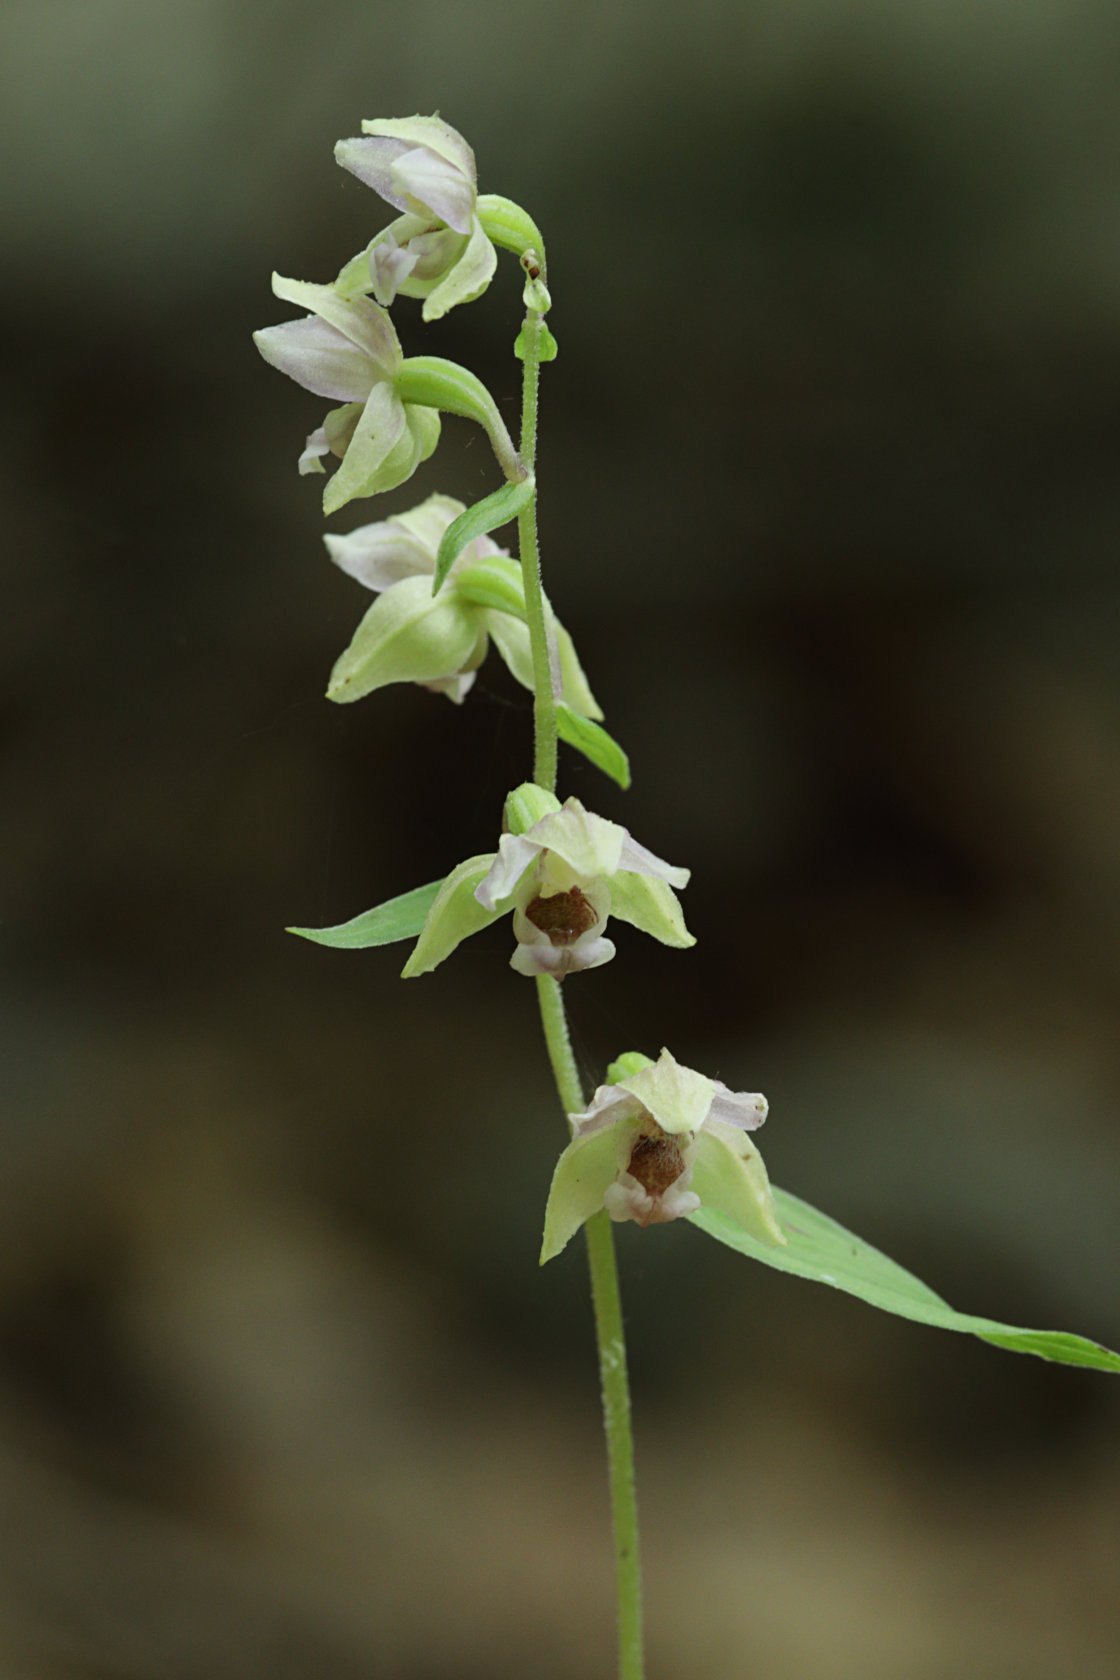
[433,477,535,594]
[288,880,443,950]
[692,1189,1120,1372]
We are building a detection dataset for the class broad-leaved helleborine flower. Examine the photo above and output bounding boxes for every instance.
[253,274,439,514]
[400,788,693,980]
[324,493,601,711]
[335,115,496,321]
[540,1048,785,1261]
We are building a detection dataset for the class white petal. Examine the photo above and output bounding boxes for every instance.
[370,231,419,306]
[616,832,690,888]
[421,668,478,704]
[707,1083,769,1132]
[321,381,406,515]
[569,1085,645,1138]
[391,492,464,554]
[526,800,625,879]
[510,934,615,977]
[254,317,375,404]
[391,145,475,234]
[299,427,330,475]
[323,522,433,592]
[270,274,401,375]
[474,833,539,911]
[335,135,413,214]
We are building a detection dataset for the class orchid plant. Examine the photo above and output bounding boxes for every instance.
[255,114,1120,1680]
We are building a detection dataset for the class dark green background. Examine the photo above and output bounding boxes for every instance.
[4,2,1120,1675]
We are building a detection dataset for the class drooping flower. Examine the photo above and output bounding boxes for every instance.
[400,787,693,980]
[253,275,439,514]
[324,494,601,713]
[334,115,496,321]
[540,1048,785,1262]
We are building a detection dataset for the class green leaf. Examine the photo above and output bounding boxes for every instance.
[433,478,536,594]
[556,703,631,789]
[692,1190,1120,1372]
[288,880,443,950]
[515,321,558,362]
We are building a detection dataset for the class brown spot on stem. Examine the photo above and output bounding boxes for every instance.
[524,886,598,947]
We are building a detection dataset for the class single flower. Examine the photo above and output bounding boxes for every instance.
[334,115,496,321]
[400,787,694,980]
[253,274,440,514]
[540,1048,785,1261]
[323,494,602,711]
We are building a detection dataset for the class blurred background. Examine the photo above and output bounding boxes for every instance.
[3,0,1120,1675]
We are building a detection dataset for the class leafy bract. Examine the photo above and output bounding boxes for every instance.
[288,880,443,949]
[432,478,536,594]
[556,703,631,789]
[692,1189,1120,1372]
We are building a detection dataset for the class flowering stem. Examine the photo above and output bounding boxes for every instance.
[515,308,559,793]
[522,321,645,1680]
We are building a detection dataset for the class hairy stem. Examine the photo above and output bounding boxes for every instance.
[521,315,644,1680]
[515,309,559,793]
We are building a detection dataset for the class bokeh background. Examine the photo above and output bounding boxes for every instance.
[4,1,1120,1675]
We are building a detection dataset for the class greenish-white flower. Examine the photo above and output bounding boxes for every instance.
[335,115,496,321]
[401,788,694,980]
[253,275,439,514]
[324,494,601,711]
[541,1049,785,1262]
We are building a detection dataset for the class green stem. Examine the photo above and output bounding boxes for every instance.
[522,319,644,1680]
[516,309,559,793]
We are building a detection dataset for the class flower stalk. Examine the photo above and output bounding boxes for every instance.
[519,310,645,1680]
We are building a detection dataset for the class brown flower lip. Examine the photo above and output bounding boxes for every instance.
[524,886,599,947]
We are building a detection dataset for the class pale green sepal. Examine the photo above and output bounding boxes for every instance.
[608,872,694,948]
[395,357,524,482]
[322,382,406,515]
[422,217,498,321]
[504,782,562,836]
[412,404,441,463]
[452,556,526,616]
[333,244,375,300]
[692,1190,1120,1372]
[432,477,536,594]
[514,321,558,363]
[288,879,443,949]
[553,623,601,719]
[606,1051,655,1085]
[540,1126,631,1263]
[556,704,631,789]
[400,853,501,978]
[476,194,546,262]
[359,115,475,181]
[483,614,535,694]
[688,1123,785,1246]
[618,1051,714,1135]
[326,574,483,703]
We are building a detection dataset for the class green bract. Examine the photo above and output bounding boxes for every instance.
[541,1048,783,1262]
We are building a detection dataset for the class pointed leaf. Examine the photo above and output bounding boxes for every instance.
[556,704,631,789]
[433,477,536,594]
[288,880,443,949]
[514,321,558,362]
[692,1189,1120,1372]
